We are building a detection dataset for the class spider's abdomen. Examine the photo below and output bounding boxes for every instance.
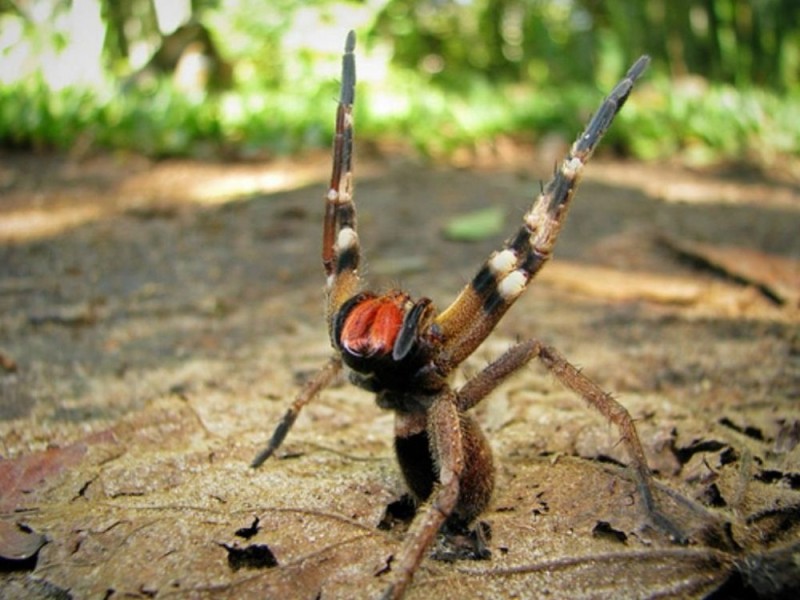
[395,414,495,526]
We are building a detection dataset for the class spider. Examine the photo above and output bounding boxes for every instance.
[252,31,682,599]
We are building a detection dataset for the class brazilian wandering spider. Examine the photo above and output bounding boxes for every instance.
[253,31,683,599]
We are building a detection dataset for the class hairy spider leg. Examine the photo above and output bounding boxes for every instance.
[382,390,465,600]
[324,30,362,321]
[251,357,342,468]
[434,56,651,371]
[456,339,685,540]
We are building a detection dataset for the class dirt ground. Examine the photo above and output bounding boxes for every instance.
[0,148,798,599]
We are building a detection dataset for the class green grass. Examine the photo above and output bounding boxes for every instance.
[1,69,797,168]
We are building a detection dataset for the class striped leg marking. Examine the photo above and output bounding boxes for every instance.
[435,56,651,368]
[324,30,363,316]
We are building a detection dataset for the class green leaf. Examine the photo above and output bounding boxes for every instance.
[442,206,505,242]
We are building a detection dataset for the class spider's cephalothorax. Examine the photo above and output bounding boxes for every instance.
[253,31,681,600]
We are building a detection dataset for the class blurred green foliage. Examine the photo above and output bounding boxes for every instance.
[0,0,797,166]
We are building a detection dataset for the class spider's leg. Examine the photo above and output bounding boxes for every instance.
[457,338,685,540]
[455,338,543,412]
[324,30,363,323]
[251,357,342,467]
[434,57,650,369]
[534,342,684,540]
[381,390,464,600]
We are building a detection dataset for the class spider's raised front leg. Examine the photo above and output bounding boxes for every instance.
[323,30,363,320]
[433,56,651,371]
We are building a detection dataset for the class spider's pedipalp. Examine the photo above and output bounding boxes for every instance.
[434,56,650,369]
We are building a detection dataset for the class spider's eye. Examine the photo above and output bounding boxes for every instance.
[339,295,405,358]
